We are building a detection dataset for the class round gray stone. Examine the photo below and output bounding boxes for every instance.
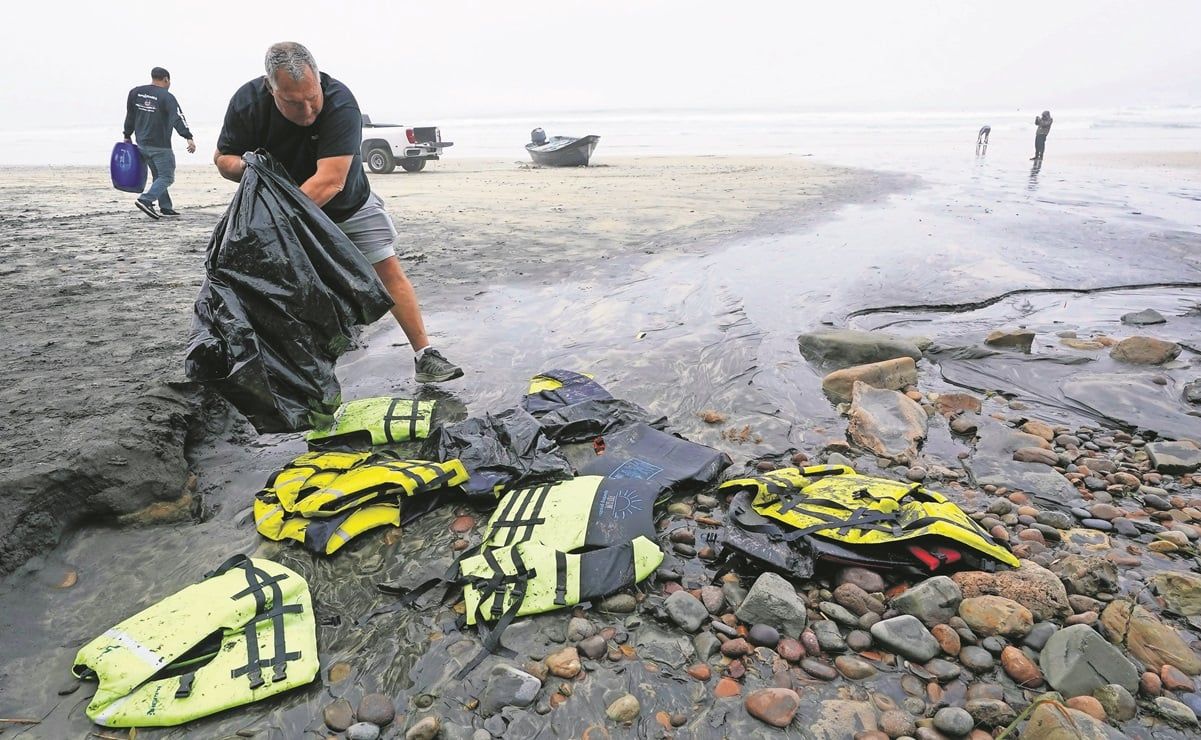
[869,614,940,662]
[665,590,709,632]
[748,623,780,647]
[959,645,995,673]
[347,722,381,740]
[933,706,974,736]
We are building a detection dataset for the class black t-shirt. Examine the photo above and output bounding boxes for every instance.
[217,73,370,222]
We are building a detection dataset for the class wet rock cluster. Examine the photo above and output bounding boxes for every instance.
[320,465,1197,738]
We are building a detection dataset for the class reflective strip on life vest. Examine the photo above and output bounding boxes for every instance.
[256,504,285,527]
[101,628,167,671]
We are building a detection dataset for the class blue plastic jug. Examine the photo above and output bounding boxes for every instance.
[110,141,147,193]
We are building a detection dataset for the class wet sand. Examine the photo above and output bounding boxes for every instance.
[1059,150,1201,171]
[0,156,882,573]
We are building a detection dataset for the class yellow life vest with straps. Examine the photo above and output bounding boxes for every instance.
[306,397,437,449]
[72,556,318,728]
[718,464,1019,568]
[458,476,664,628]
[384,476,663,678]
[254,450,468,555]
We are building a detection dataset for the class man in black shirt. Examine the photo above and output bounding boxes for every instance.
[214,42,462,384]
[124,67,196,218]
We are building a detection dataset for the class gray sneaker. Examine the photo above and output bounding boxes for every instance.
[414,348,463,383]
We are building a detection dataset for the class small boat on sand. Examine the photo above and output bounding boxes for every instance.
[525,128,600,167]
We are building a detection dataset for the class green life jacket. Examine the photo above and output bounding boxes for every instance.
[306,397,437,450]
[450,475,664,676]
[72,556,318,728]
[254,450,467,555]
[718,464,1019,568]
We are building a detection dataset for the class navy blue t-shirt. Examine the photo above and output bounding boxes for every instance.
[216,73,369,223]
[124,84,193,148]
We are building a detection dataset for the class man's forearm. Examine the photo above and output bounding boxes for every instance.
[215,153,246,182]
[300,176,343,208]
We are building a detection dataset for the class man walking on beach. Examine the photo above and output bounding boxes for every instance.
[1032,111,1053,160]
[124,67,196,219]
[214,42,463,384]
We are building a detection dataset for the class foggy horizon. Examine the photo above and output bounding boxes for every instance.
[2,0,1198,133]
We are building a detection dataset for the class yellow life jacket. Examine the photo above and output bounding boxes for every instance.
[459,476,664,626]
[72,556,318,728]
[306,397,437,449]
[425,476,663,678]
[718,464,1019,568]
[253,451,468,555]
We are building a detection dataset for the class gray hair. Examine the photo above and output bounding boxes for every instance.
[264,42,318,89]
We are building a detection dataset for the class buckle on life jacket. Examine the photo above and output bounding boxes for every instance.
[174,672,195,699]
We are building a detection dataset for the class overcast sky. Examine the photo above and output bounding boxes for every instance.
[1,0,1197,131]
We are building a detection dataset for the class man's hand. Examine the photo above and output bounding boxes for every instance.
[124,136,132,143]
[215,152,248,182]
[186,138,197,154]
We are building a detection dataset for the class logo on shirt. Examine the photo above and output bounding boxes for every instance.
[135,92,159,114]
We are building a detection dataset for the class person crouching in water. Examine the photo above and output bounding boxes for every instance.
[1032,111,1053,160]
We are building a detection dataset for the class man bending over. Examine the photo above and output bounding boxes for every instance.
[214,42,462,384]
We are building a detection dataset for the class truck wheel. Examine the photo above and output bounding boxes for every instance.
[366,148,395,174]
[400,158,427,173]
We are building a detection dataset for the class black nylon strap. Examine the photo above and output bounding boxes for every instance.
[455,548,533,680]
[482,549,509,621]
[554,551,568,605]
[492,484,553,546]
[383,398,403,443]
[205,553,252,580]
[519,484,552,544]
[490,486,525,537]
[315,461,455,513]
[226,560,304,689]
[780,507,899,540]
[899,514,1000,543]
[365,552,465,624]
[499,487,538,546]
[230,572,290,601]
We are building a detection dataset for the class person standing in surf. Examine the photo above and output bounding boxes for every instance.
[1032,111,1053,160]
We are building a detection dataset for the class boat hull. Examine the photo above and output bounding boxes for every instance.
[525,135,600,167]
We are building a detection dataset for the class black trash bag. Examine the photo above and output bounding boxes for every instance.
[420,407,574,500]
[579,423,731,491]
[536,398,668,444]
[184,151,393,433]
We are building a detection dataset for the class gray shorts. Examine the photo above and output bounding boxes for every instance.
[336,192,397,264]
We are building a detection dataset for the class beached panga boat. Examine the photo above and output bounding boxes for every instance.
[525,128,600,167]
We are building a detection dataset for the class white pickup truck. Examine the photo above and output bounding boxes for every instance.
[360,116,453,173]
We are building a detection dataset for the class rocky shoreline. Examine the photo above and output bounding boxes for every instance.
[295,324,1200,740]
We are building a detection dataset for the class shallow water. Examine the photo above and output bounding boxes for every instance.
[3,133,1200,738]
